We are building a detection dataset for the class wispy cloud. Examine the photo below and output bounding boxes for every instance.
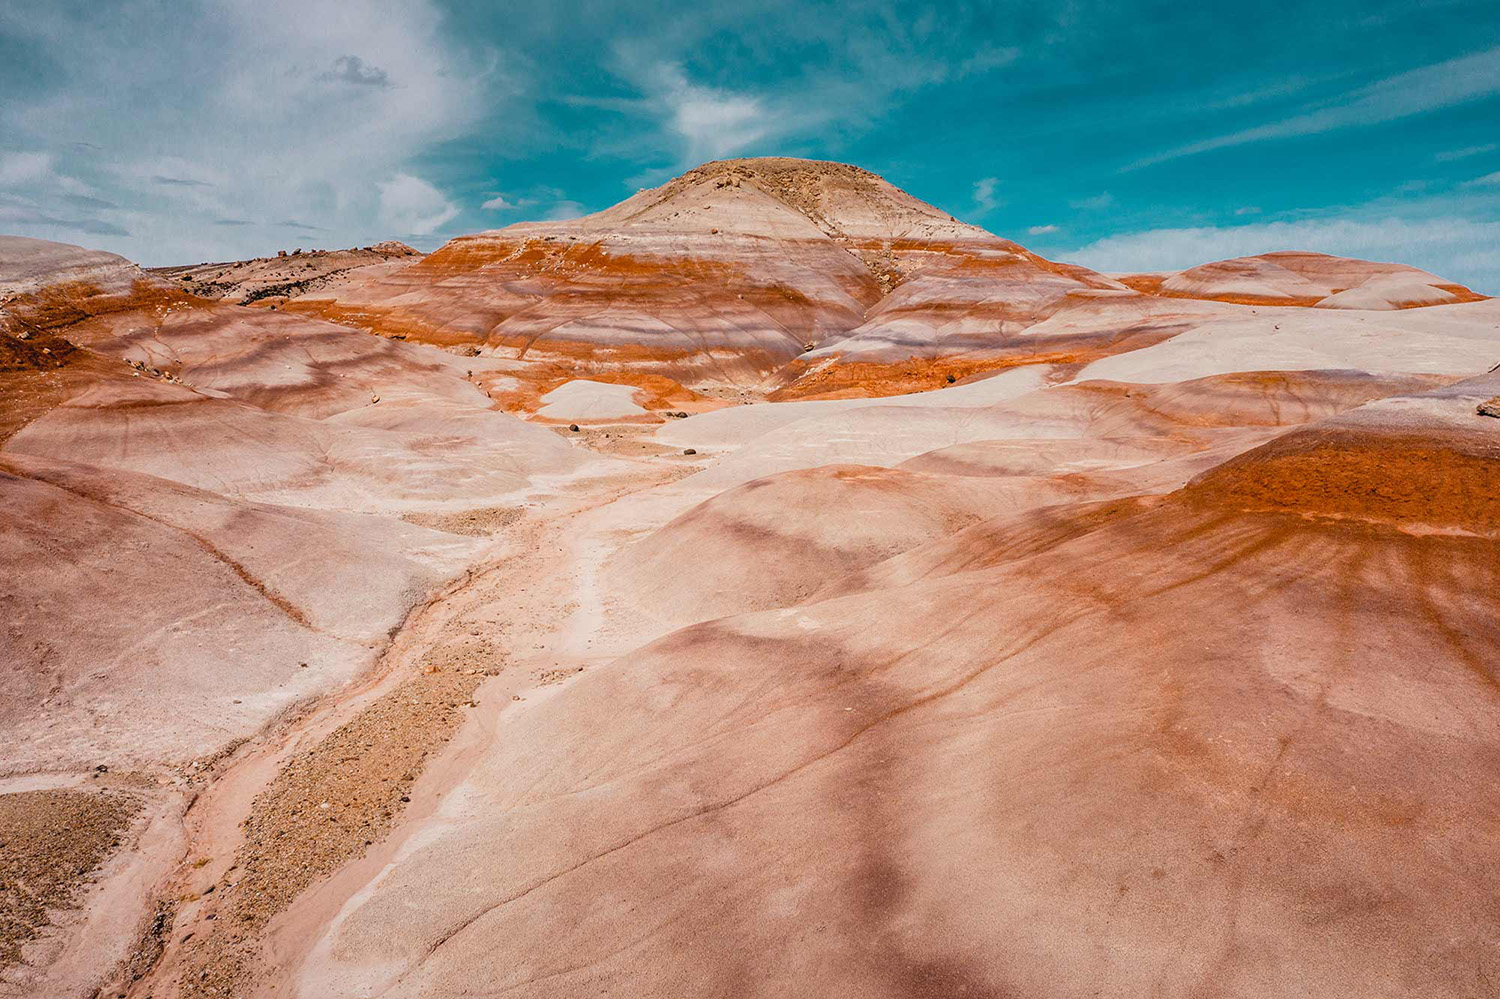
[1202,74,1342,111]
[648,63,777,164]
[151,175,213,188]
[63,193,117,211]
[543,200,587,221]
[1467,171,1500,187]
[0,151,54,187]
[1028,224,1059,235]
[972,176,1000,213]
[956,45,1020,77]
[589,16,1031,174]
[0,201,129,237]
[481,194,516,210]
[1435,142,1498,162]
[1128,45,1500,170]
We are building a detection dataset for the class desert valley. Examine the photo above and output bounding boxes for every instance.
[2,156,1499,998]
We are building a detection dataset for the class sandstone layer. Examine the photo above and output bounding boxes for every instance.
[3,181,1499,999]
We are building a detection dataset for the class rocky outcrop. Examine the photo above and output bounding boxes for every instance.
[148,241,421,307]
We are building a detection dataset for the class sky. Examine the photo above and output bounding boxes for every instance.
[2,1,1499,291]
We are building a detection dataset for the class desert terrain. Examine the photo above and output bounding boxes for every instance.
[2,158,1498,998]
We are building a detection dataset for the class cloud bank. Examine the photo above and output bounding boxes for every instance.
[0,0,488,263]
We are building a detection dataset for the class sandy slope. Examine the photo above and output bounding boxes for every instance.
[253,301,1497,999]
[5,226,1500,999]
[0,238,615,996]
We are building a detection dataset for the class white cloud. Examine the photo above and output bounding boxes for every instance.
[542,200,587,221]
[1467,171,1500,187]
[1435,143,1498,163]
[0,0,489,262]
[377,173,459,234]
[957,46,1021,77]
[1235,206,1262,216]
[1064,215,1500,294]
[1203,74,1342,112]
[972,176,1000,213]
[1027,224,1059,235]
[1129,45,1500,169]
[649,64,773,164]
[481,195,516,210]
[0,151,55,187]
[0,199,129,237]
[596,20,1022,174]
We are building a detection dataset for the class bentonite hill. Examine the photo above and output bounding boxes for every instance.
[2,156,1499,999]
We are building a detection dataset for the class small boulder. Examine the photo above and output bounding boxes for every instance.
[1478,397,1500,419]
[683,448,697,455]
[569,424,580,432]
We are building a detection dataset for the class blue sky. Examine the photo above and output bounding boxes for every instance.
[2,1,1499,290]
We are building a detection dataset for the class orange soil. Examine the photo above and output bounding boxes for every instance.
[277,300,478,347]
[769,326,1181,401]
[1185,427,1500,533]
[0,279,194,440]
[4,278,196,331]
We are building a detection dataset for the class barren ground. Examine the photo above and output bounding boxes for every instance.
[0,789,136,967]
[80,426,706,998]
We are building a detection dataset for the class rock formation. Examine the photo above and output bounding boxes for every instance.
[2,162,1499,999]
[1116,250,1485,309]
[148,241,420,307]
[275,159,1129,406]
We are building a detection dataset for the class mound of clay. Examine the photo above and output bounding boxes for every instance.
[1184,369,1500,533]
[536,379,649,422]
[10,173,1500,999]
[0,238,597,775]
[0,236,147,300]
[1119,250,1484,309]
[1313,274,1459,310]
[279,158,1124,408]
[303,358,1500,999]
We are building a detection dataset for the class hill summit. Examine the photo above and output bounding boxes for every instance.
[275,157,1125,404]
